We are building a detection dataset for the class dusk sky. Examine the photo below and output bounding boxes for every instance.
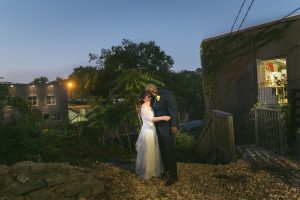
[1,0,300,83]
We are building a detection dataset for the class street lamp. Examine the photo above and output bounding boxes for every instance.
[66,81,75,103]
[67,82,73,88]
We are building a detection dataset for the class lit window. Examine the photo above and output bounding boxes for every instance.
[257,58,287,105]
[46,96,56,105]
[28,96,38,106]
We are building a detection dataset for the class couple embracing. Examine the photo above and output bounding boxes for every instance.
[135,84,178,186]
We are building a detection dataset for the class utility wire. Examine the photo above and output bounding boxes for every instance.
[255,5,300,34]
[270,5,300,26]
[225,0,254,52]
[231,0,247,32]
[237,0,255,32]
[281,6,300,20]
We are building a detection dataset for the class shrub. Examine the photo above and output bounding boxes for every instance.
[0,122,43,164]
[175,132,199,162]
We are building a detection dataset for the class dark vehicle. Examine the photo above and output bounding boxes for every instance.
[178,120,205,134]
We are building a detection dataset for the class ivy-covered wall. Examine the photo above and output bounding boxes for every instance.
[200,15,300,120]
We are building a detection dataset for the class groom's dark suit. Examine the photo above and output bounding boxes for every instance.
[151,89,178,178]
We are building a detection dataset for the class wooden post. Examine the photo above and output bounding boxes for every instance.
[228,114,236,162]
[254,108,259,144]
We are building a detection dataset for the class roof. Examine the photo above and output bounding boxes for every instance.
[203,14,300,42]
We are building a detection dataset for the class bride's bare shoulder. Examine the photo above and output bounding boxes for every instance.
[141,104,151,110]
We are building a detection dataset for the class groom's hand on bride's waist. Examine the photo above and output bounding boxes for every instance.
[171,127,178,135]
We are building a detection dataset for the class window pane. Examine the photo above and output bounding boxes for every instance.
[28,96,38,106]
[257,58,287,105]
[46,96,56,105]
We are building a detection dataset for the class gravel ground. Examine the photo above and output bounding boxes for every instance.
[93,158,300,200]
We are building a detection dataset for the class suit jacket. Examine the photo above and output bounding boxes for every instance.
[151,89,178,128]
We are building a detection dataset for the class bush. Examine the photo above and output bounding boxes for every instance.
[175,133,199,162]
[0,122,43,164]
[0,118,133,165]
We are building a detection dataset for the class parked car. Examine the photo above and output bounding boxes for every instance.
[178,120,205,134]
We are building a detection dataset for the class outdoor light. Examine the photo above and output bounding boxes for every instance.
[10,85,14,88]
[67,82,74,88]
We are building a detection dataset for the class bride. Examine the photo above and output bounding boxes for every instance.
[136,92,170,180]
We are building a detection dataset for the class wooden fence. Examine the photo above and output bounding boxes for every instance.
[196,110,236,163]
[236,107,287,154]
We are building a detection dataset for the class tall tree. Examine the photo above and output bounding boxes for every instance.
[166,69,204,121]
[110,69,164,114]
[49,77,64,85]
[89,39,174,80]
[88,39,175,97]
[68,66,99,99]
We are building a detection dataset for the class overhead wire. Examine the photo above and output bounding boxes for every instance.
[230,0,247,33]
[236,0,255,33]
[263,5,300,31]
[280,5,300,21]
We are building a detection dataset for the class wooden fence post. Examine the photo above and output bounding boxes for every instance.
[228,114,236,162]
[254,108,259,144]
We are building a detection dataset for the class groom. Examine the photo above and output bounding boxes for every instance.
[146,84,178,186]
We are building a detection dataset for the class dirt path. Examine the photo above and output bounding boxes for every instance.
[94,146,300,200]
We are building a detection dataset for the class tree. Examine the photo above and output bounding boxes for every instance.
[87,39,175,98]
[68,66,99,99]
[89,39,174,78]
[166,69,204,121]
[110,69,164,116]
[0,81,8,122]
[87,69,164,151]
[49,77,64,85]
[31,76,49,85]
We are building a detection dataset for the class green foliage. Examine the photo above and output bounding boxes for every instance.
[281,104,294,154]
[39,123,132,164]
[89,39,174,74]
[0,83,8,121]
[0,38,205,165]
[68,66,99,99]
[166,69,204,121]
[31,76,49,85]
[110,69,164,117]
[0,121,42,164]
[0,118,132,165]
[175,133,199,162]
[88,39,176,94]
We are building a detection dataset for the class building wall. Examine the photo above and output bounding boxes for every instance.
[202,15,300,119]
[9,84,68,119]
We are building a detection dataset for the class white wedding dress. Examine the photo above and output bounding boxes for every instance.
[135,104,163,180]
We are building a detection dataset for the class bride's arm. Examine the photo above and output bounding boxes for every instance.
[141,106,170,122]
[152,116,171,122]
